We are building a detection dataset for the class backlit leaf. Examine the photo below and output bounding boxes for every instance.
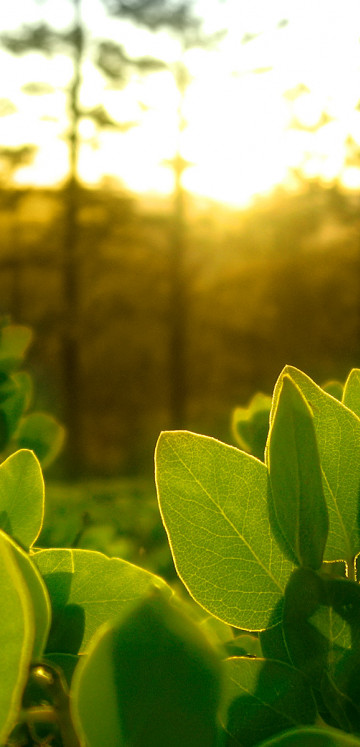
[342,369,360,418]
[155,431,293,631]
[33,547,170,654]
[268,367,360,564]
[0,449,44,551]
[267,375,328,570]
[0,531,35,744]
[5,531,51,659]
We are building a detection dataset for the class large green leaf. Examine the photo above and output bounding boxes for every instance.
[15,412,66,469]
[0,449,44,550]
[33,548,170,654]
[71,592,222,747]
[4,531,51,659]
[221,657,317,746]
[342,369,360,418]
[0,531,35,744]
[267,375,328,570]
[155,431,293,631]
[258,726,360,746]
[268,366,360,565]
[0,449,44,551]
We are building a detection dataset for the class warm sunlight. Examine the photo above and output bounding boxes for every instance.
[1,0,360,205]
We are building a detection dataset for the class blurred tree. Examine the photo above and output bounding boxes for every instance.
[0,146,36,320]
[0,0,212,472]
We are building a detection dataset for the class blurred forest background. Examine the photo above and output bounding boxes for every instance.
[1,0,360,481]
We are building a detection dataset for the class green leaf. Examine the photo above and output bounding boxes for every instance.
[282,568,329,689]
[322,380,344,401]
[232,392,272,460]
[267,375,328,570]
[221,657,317,746]
[15,412,66,469]
[0,373,28,449]
[0,449,44,551]
[257,725,360,746]
[282,567,360,733]
[71,592,222,747]
[4,531,51,659]
[12,371,33,411]
[259,621,292,666]
[268,366,360,565]
[342,369,360,418]
[0,531,35,744]
[155,431,293,631]
[33,547,171,654]
[0,324,32,373]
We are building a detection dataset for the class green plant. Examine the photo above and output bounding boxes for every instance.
[4,364,360,746]
[155,365,360,745]
[0,446,228,746]
[0,318,65,469]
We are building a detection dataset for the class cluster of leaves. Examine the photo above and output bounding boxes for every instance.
[0,318,65,469]
[4,350,360,745]
[155,365,360,745]
[1,444,235,746]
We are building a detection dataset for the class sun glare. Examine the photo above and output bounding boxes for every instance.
[1,0,360,204]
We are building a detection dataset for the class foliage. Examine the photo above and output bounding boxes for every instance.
[0,319,65,469]
[4,363,360,744]
[155,365,360,745]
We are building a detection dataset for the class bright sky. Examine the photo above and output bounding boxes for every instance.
[1,0,360,206]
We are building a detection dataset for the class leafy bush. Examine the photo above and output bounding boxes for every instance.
[3,364,360,745]
[155,365,360,745]
[0,318,65,469]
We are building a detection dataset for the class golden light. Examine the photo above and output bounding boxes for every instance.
[1,0,360,204]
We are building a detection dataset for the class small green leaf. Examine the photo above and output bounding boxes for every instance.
[322,380,343,401]
[0,373,28,449]
[0,531,35,744]
[0,324,32,373]
[342,369,360,418]
[267,375,328,570]
[155,431,294,631]
[71,592,222,747]
[222,657,317,746]
[33,547,171,654]
[0,449,44,551]
[12,371,33,411]
[15,412,66,468]
[268,366,360,564]
[232,392,272,460]
[257,725,360,745]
